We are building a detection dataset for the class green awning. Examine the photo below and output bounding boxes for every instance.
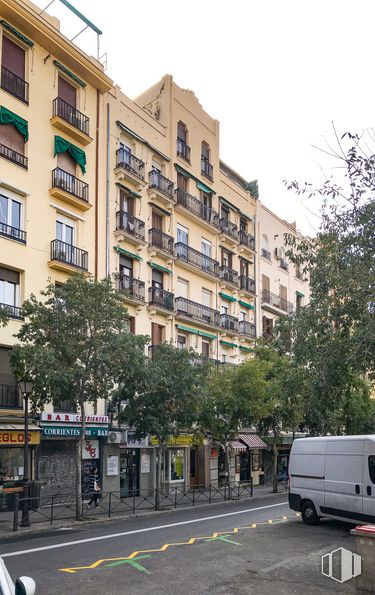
[240,345,254,353]
[114,246,142,261]
[296,290,305,297]
[150,262,173,275]
[117,121,170,162]
[198,330,216,340]
[53,60,86,88]
[116,183,141,198]
[0,106,28,141]
[175,164,190,179]
[220,340,237,348]
[219,196,237,212]
[54,136,86,174]
[0,21,34,47]
[196,180,213,194]
[239,300,254,310]
[147,202,172,216]
[219,292,237,302]
[176,325,216,340]
[238,209,254,222]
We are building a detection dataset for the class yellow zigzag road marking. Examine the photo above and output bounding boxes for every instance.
[59,515,296,574]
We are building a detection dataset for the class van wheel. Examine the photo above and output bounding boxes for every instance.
[301,500,320,525]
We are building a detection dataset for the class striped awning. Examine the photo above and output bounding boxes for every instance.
[239,434,268,449]
[229,440,247,452]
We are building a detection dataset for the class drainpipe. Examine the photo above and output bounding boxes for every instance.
[106,102,110,278]
[95,89,100,280]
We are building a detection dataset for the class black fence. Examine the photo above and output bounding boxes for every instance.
[11,481,253,531]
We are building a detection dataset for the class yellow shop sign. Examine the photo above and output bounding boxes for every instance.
[150,435,194,446]
[0,430,41,446]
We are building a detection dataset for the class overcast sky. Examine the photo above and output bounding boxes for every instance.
[33,0,375,235]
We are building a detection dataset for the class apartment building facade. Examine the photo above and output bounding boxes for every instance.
[0,0,112,504]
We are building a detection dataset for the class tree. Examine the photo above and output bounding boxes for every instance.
[199,360,271,489]
[122,343,206,492]
[11,274,144,519]
[0,307,9,327]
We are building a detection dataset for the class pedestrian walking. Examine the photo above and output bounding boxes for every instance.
[87,466,101,509]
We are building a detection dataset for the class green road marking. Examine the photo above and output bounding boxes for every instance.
[206,535,242,546]
[105,554,153,574]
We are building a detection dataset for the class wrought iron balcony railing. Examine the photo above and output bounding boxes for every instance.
[175,242,219,277]
[280,258,289,271]
[53,97,89,135]
[148,170,174,199]
[219,218,239,241]
[261,248,271,260]
[116,148,145,180]
[0,142,28,168]
[175,297,220,327]
[116,274,145,302]
[0,384,22,409]
[261,289,294,314]
[175,188,220,228]
[148,286,174,311]
[52,168,89,202]
[239,320,256,339]
[239,275,256,294]
[0,303,24,320]
[116,210,145,241]
[220,313,239,333]
[219,266,239,286]
[51,239,88,271]
[176,137,191,162]
[201,156,213,180]
[1,66,29,103]
[148,228,174,255]
[0,221,26,244]
[239,230,255,251]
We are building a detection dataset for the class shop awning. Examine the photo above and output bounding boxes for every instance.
[219,292,237,302]
[114,246,142,261]
[0,20,34,46]
[53,60,86,87]
[238,300,254,310]
[239,434,268,449]
[0,106,28,142]
[150,262,173,274]
[54,136,86,174]
[229,440,247,452]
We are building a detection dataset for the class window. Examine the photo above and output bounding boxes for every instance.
[55,400,76,413]
[202,288,212,308]
[201,238,212,270]
[177,172,187,192]
[119,255,133,278]
[221,248,232,268]
[177,334,186,350]
[262,316,273,339]
[240,218,247,233]
[58,76,76,107]
[221,304,228,316]
[120,190,135,216]
[177,122,190,161]
[1,36,27,102]
[152,210,163,231]
[201,341,210,358]
[0,193,22,236]
[151,322,164,346]
[152,159,162,173]
[261,234,271,260]
[56,215,75,245]
[240,258,249,277]
[280,284,287,305]
[119,140,133,167]
[169,449,184,481]
[369,456,375,485]
[221,204,230,221]
[128,316,135,334]
[239,311,246,322]
[0,267,20,308]
[296,294,303,311]
[177,223,189,245]
[177,121,187,144]
[57,150,76,177]
[177,277,189,299]
[152,269,163,289]
[0,122,24,155]
[262,274,270,292]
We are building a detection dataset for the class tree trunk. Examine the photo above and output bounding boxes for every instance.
[224,443,231,498]
[272,433,278,494]
[76,400,86,520]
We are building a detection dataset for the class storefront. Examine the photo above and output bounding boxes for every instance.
[0,424,41,510]
[150,435,193,491]
[238,434,268,486]
[210,435,268,487]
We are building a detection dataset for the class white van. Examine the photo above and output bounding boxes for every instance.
[288,435,375,525]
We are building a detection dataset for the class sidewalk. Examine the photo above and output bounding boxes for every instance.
[0,483,287,540]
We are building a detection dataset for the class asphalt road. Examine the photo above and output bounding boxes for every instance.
[0,494,357,594]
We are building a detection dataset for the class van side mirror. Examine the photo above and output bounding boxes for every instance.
[15,576,36,595]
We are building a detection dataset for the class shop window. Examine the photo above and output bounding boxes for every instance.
[0,448,24,483]
[169,449,184,482]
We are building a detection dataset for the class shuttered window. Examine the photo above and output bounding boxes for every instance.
[262,275,270,291]
[1,36,25,78]
[0,124,24,153]
[57,150,76,176]
[58,76,76,107]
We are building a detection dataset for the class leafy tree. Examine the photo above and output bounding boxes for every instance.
[122,343,206,492]
[11,274,144,519]
[0,307,9,327]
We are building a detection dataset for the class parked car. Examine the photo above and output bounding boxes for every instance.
[0,557,35,595]
[289,435,375,525]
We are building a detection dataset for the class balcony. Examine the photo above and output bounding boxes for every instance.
[114,211,146,247]
[49,168,90,211]
[0,142,28,169]
[49,239,88,273]
[115,148,146,190]
[1,66,29,103]
[177,137,191,162]
[262,289,294,315]
[239,320,256,339]
[148,228,174,258]
[0,222,26,244]
[239,275,256,295]
[261,248,271,261]
[148,170,175,208]
[0,384,22,409]
[175,188,220,230]
[239,230,255,253]
[175,242,219,279]
[280,258,289,271]
[51,98,91,145]
[201,156,213,181]
[148,286,175,314]
[220,313,239,335]
[175,297,220,329]
[219,266,239,288]
[0,303,23,320]
[219,218,239,247]
[116,274,145,304]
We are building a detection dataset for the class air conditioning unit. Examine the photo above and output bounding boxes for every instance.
[107,431,122,444]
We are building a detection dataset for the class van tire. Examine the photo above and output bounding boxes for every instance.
[301,500,320,525]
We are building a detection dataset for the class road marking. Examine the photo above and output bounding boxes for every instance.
[1,500,287,559]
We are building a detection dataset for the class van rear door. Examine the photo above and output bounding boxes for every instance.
[363,443,375,522]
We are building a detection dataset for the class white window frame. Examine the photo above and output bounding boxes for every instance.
[56,213,76,245]
[177,277,189,299]
[177,223,189,245]
[168,448,185,483]
[0,193,22,230]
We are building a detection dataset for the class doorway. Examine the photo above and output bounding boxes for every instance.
[120,449,140,497]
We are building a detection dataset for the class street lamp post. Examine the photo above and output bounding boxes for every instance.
[18,380,33,527]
